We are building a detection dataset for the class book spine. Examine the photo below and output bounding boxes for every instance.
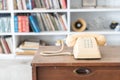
[32,0,35,9]
[46,14,55,31]
[60,0,67,9]
[21,0,27,10]
[41,13,49,31]
[16,0,23,10]
[36,13,45,31]
[5,37,13,54]
[28,0,32,10]
[34,0,41,8]
[0,37,11,54]
[0,0,2,10]
[29,15,41,32]
[18,16,23,32]
[14,16,18,32]
[60,14,67,31]
[14,0,18,10]
[22,16,29,32]
[2,0,7,10]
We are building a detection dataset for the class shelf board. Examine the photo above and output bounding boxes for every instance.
[0,10,11,13]
[0,33,12,35]
[14,31,68,35]
[0,54,14,59]
[14,9,68,13]
[70,8,120,12]
[14,55,33,60]
[70,31,120,34]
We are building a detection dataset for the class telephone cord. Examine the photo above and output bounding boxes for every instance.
[39,40,72,56]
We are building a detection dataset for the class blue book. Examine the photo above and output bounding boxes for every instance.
[14,16,18,32]
[26,0,32,10]
[29,15,41,32]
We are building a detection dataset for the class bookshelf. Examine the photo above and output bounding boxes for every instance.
[0,0,120,59]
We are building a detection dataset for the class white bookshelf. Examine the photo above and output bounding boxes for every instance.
[0,0,120,59]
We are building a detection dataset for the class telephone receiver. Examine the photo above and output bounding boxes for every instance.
[66,34,106,59]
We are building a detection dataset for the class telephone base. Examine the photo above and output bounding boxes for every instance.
[74,57,101,60]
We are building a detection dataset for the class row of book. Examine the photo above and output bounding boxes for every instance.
[0,14,11,33]
[0,0,11,10]
[0,36,12,54]
[14,0,67,10]
[14,13,67,32]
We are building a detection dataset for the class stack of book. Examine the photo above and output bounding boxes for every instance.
[0,0,11,10]
[14,13,67,32]
[14,0,67,10]
[0,14,11,33]
[0,36,12,54]
[16,41,40,55]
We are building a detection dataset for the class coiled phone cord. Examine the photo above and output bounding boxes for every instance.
[40,40,72,56]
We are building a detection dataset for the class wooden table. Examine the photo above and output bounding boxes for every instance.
[31,46,120,80]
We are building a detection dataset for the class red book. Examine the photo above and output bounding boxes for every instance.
[18,16,23,32]
[60,0,67,9]
[1,37,11,54]
[22,16,29,32]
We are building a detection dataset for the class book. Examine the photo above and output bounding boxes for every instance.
[22,16,29,32]
[7,0,12,10]
[41,13,50,31]
[5,37,13,53]
[29,15,41,32]
[18,16,23,32]
[16,0,23,10]
[14,16,18,32]
[22,0,27,10]
[60,14,67,30]
[16,41,40,55]
[2,0,7,10]
[19,41,40,50]
[26,0,32,10]
[0,14,10,33]
[36,13,45,31]
[60,0,67,9]
[0,37,11,54]
[34,0,42,8]
[49,14,59,30]
[16,48,37,55]
[46,13,55,31]
[13,0,18,10]
[0,0,2,10]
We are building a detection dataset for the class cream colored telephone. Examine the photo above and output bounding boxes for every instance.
[66,34,106,59]
[40,34,106,59]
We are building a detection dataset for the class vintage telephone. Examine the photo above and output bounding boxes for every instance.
[40,34,106,59]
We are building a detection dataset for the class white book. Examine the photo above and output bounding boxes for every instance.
[49,0,53,9]
[16,0,23,10]
[46,14,55,31]
[53,0,59,9]
[22,0,27,10]
[7,0,12,10]
[5,37,13,54]
[61,14,67,30]
[56,0,60,9]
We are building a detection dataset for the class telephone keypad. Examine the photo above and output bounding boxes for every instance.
[83,38,95,48]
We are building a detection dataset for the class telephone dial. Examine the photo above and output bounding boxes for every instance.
[40,34,106,59]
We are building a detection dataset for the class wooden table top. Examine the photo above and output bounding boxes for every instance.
[31,46,120,67]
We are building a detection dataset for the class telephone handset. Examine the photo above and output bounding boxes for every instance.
[66,34,106,59]
[40,34,106,59]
